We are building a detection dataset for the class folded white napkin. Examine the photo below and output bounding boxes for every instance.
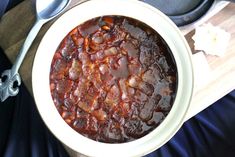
[192,23,231,57]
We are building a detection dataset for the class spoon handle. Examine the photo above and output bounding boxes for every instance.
[0,19,44,102]
[13,20,45,73]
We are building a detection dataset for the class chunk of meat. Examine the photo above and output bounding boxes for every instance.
[78,101,93,113]
[138,82,154,96]
[147,112,165,126]
[103,122,123,142]
[128,76,154,96]
[158,95,173,111]
[104,47,118,56]
[121,41,138,58]
[82,64,95,77]
[128,62,142,75]
[73,117,88,130]
[102,16,114,27]
[99,64,109,75]
[78,19,100,37]
[92,33,104,44]
[53,59,67,73]
[78,52,90,65]
[56,80,73,94]
[88,116,99,132]
[139,45,155,67]
[124,118,143,138]
[122,19,147,42]
[105,84,120,107]
[69,59,82,80]
[139,94,161,122]
[128,76,140,88]
[110,56,129,79]
[158,56,170,73]
[134,90,148,103]
[93,109,107,121]
[119,79,128,101]
[142,65,161,85]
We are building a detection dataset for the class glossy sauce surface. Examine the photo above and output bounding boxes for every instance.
[50,16,177,143]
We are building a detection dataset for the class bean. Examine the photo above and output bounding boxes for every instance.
[50,16,177,143]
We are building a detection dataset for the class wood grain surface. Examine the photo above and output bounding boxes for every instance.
[184,3,235,120]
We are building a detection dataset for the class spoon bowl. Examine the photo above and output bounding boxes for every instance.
[36,0,70,20]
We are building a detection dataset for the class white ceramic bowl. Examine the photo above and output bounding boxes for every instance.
[32,0,194,156]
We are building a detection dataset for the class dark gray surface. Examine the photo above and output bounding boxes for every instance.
[142,0,203,15]
[141,0,214,26]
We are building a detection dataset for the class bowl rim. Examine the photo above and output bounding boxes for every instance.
[32,0,194,157]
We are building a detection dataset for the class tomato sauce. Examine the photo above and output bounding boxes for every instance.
[50,16,177,143]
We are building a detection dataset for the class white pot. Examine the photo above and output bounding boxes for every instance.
[32,0,194,156]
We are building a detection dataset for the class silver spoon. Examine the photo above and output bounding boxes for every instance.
[0,0,71,102]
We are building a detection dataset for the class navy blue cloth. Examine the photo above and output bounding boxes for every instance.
[0,49,70,157]
[146,91,235,157]
[0,0,23,17]
[0,0,10,17]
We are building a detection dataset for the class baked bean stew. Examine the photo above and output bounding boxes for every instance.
[50,16,177,143]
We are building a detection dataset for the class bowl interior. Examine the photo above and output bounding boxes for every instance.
[32,0,193,156]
